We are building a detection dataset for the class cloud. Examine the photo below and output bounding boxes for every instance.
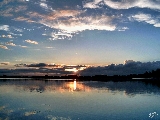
[64,65,87,72]
[13,28,23,32]
[0,45,8,49]
[50,32,73,40]
[3,61,160,76]
[5,42,16,46]
[0,4,27,17]
[39,14,116,40]
[0,25,9,31]
[0,0,27,7]
[25,39,38,44]
[0,35,13,38]
[40,2,48,9]
[14,63,58,68]
[0,0,12,7]
[26,63,48,67]
[33,49,41,51]
[83,0,160,10]
[131,13,160,27]
[14,5,27,12]
[118,27,129,31]
[0,62,10,65]
[0,7,13,17]
[46,47,54,49]
[9,32,23,37]
[124,60,135,64]
[14,63,88,71]
[47,115,71,120]
[24,9,82,23]
[80,60,160,76]
[19,45,27,48]
[83,0,103,9]
[48,15,116,32]
[1,5,27,14]
[11,63,88,75]
[15,59,22,62]
[24,111,37,116]
[13,16,35,23]
[14,10,116,39]
[14,63,27,67]
[1,67,72,76]
[36,0,53,11]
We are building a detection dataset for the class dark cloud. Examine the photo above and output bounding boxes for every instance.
[27,63,47,67]
[0,67,72,76]
[79,60,160,76]
[1,63,88,76]
[14,63,27,67]
[15,63,60,68]
[1,61,160,76]
[14,63,87,70]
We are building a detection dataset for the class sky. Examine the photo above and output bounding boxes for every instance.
[0,0,160,76]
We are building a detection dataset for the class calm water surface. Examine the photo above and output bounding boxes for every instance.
[0,79,160,120]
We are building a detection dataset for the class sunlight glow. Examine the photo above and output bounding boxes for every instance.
[65,68,78,72]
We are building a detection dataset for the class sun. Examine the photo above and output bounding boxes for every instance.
[73,68,78,73]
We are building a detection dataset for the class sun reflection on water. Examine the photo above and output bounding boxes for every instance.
[74,80,76,90]
[1,80,160,120]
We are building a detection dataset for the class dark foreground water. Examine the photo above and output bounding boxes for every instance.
[0,79,160,120]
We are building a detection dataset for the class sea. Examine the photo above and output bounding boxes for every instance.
[0,79,160,120]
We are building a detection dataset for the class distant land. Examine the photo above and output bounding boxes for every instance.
[1,69,160,80]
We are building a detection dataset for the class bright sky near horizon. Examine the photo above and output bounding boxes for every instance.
[0,0,160,75]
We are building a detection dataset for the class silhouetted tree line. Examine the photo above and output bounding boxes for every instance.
[1,69,160,81]
[128,69,160,78]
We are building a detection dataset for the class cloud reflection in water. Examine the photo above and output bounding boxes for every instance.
[0,79,160,120]
[0,80,160,95]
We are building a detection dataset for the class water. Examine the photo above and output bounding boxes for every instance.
[0,79,160,120]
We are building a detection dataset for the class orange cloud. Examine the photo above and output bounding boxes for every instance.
[0,62,10,65]
[25,39,38,44]
[0,45,8,49]
[14,16,35,22]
